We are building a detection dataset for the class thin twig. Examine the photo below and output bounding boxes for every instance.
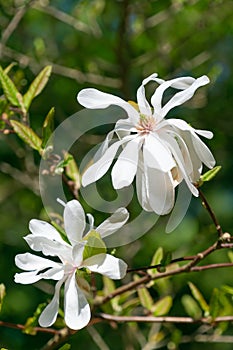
[0,320,59,334]
[96,313,233,324]
[198,188,223,237]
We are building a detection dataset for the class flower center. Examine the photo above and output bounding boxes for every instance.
[136,115,156,135]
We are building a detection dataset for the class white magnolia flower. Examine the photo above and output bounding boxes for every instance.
[77,73,215,215]
[14,200,128,330]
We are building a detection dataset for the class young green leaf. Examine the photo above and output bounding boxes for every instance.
[11,120,42,153]
[200,166,221,183]
[152,296,173,316]
[158,251,172,273]
[209,288,220,319]
[134,274,153,310]
[0,283,6,312]
[149,247,163,276]
[188,282,209,315]
[64,153,81,191]
[23,65,52,111]
[42,107,55,148]
[0,65,21,107]
[82,230,106,260]
[181,295,202,320]
[58,345,71,350]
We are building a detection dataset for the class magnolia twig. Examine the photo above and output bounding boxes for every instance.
[0,320,58,334]
[96,313,233,325]
[198,188,223,237]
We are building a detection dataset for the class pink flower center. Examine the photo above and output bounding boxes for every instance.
[136,115,156,135]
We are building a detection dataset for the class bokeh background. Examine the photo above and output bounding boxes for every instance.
[0,0,233,349]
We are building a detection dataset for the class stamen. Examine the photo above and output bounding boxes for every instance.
[136,115,156,135]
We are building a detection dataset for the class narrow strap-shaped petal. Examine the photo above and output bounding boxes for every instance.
[82,137,132,187]
[136,73,159,115]
[83,253,127,279]
[190,132,216,169]
[96,207,129,238]
[146,167,175,215]
[29,219,64,242]
[15,252,59,271]
[77,88,139,123]
[24,235,71,258]
[64,273,91,330]
[64,200,86,245]
[161,76,209,118]
[39,277,65,327]
[111,137,141,189]
[162,133,198,196]
[14,270,45,284]
[143,134,176,172]
[136,151,153,212]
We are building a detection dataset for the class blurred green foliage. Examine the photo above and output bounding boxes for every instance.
[0,0,233,349]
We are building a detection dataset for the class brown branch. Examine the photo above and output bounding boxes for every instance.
[97,240,231,305]
[96,313,233,325]
[0,320,59,334]
[198,188,223,237]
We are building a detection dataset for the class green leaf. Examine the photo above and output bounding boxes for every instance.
[152,296,173,316]
[58,345,71,350]
[23,65,52,111]
[64,153,81,191]
[209,288,220,319]
[200,166,221,183]
[158,251,172,273]
[0,65,21,107]
[3,62,17,75]
[0,284,6,312]
[227,251,233,263]
[82,230,106,260]
[42,107,55,148]
[181,295,202,319]
[55,154,74,175]
[149,247,163,275]
[23,303,46,335]
[134,274,153,310]
[11,120,42,153]
[188,282,209,315]
[221,285,233,295]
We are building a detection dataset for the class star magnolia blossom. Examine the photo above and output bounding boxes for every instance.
[77,73,215,215]
[14,200,128,330]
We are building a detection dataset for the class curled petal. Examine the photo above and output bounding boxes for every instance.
[15,271,44,284]
[64,200,86,245]
[64,273,91,330]
[96,207,129,238]
[137,73,159,115]
[82,137,130,187]
[15,253,59,271]
[146,167,175,215]
[143,134,176,172]
[39,278,65,327]
[29,219,64,242]
[83,253,127,279]
[112,137,141,189]
[77,88,139,123]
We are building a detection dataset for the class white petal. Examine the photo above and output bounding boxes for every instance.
[29,219,64,242]
[146,167,175,215]
[15,253,59,271]
[151,76,209,121]
[162,133,198,196]
[24,236,71,259]
[143,134,176,172]
[64,273,91,330]
[64,200,86,245]
[39,278,64,327]
[136,153,153,212]
[195,129,213,139]
[136,73,158,115]
[82,138,129,187]
[14,271,44,284]
[96,207,129,238]
[191,132,215,168]
[77,88,139,123]
[72,243,85,266]
[161,76,209,118]
[83,253,127,279]
[112,137,141,189]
